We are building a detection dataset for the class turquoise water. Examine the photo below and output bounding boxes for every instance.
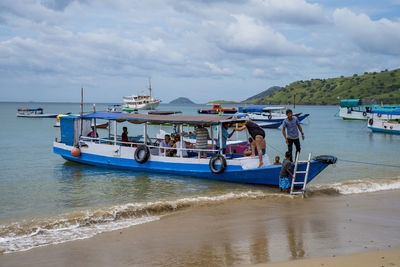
[0,102,399,253]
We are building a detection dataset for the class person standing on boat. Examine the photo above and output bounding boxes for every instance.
[234,120,266,168]
[282,109,304,161]
[186,125,210,158]
[216,123,235,154]
[121,127,129,143]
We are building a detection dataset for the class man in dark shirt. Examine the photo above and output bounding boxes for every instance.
[121,127,129,143]
[234,120,266,168]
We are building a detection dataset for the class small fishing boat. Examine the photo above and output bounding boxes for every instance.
[338,99,400,120]
[107,104,123,113]
[17,108,58,118]
[368,108,400,134]
[198,104,237,114]
[238,106,309,126]
[148,110,182,115]
[54,112,336,187]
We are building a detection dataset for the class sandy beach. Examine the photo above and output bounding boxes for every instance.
[1,190,400,267]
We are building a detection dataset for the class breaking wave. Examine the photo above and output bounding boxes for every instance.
[0,191,289,254]
[308,177,400,195]
[2,178,399,255]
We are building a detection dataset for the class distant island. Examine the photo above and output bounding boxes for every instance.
[209,68,400,105]
[207,100,239,104]
[169,97,195,104]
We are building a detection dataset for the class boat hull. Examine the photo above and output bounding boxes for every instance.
[339,107,400,120]
[125,101,160,110]
[17,114,58,118]
[251,114,309,125]
[368,118,400,135]
[54,142,329,186]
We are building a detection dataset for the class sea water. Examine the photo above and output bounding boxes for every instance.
[0,102,399,254]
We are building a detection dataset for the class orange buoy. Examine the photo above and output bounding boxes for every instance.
[71,147,81,157]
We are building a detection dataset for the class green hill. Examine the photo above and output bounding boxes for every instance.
[248,68,400,105]
[244,86,281,102]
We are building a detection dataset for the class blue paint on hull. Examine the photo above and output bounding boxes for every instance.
[54,147,329,186]
[252,114,310,124]
[368,126,400,135]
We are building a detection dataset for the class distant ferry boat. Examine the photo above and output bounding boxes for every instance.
[123,81,161,110]
[17,107,57,118]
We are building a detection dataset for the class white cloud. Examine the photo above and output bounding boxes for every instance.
[252,67,285,78]
[204,62,234,75]
[210,14,312,56]
[333,8,400,55]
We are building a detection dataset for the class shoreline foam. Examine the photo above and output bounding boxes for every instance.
[1,178,400,255]
[1,190,400,266]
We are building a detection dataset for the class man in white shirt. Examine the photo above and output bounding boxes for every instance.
[159,134,172,156]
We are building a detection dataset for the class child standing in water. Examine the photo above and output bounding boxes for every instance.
[279,151,293,193]
[273,156,281,165]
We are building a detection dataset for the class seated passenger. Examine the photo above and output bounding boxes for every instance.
[159,134,172,156]
[172,134,188,157]
[121,127,129,143]
[87,126,99,138]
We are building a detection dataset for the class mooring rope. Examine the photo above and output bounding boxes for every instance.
[338,158,400,169]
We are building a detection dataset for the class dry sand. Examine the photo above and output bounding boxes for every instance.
[1,190,400,267]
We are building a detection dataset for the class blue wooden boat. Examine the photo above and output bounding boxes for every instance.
[237,106,310,125]
[368,108,400,135]
[53,112,335,186]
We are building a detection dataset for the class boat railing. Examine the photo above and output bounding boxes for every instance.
[80,136,219,159]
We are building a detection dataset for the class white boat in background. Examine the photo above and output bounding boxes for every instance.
[123,80,161,110]
[368,108,400,135]
[338,99,400,120]
[17,108,58,118]
[107,104,123,113]
[237,106,310,128]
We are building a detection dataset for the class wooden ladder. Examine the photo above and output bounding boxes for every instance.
[290,152,312,196]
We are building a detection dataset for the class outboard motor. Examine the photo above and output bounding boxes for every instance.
[314,155,337,164]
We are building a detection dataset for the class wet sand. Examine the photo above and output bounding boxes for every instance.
[253,248,400,266]
[1,190,400,267]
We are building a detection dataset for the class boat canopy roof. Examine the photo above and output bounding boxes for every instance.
[239,106,285,113]
[81,112,126,120]
[340,99,360,107]
[118,113,245,125]
[239,107,263,113]
[18,107,43,111]
[78,112,246,125]
[371,108,400,115]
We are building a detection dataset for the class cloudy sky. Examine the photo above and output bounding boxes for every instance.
[1,0,400,103]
